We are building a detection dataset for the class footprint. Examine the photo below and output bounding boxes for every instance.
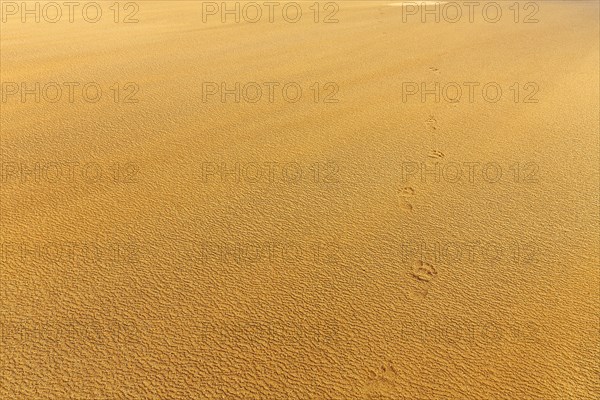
[399,186,415,196]
[363,362,399,396]
[411,260,437,282]
[428,150,445,159]
[397,187,415,211]
[425,115,438,130]
[376,363,398,382]
[398,200,413,212]
[407,281,430,300]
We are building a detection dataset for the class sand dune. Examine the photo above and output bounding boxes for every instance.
[1,1,598,398]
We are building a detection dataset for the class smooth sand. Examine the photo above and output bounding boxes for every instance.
[1,1,599,398]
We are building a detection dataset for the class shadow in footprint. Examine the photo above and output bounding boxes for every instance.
[363,362,400,397]
[411,260,438,282]
[428,150,445,159]
[425,115,438,130]
[397,187,415,212]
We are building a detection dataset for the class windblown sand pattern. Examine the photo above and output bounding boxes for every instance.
[1,1,598,399]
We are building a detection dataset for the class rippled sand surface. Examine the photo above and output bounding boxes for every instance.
[1,1,599,398]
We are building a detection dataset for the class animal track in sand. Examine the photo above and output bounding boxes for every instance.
[363,362,400,397]
[411,260,438,282]
[406,260,438,300]
[398,201,413,212]
[397,187,415,211]
[425,115,438,130]
[399,186,415,196]
[428,150,445,159]
[407,280,431,300]
[370,363,398,381]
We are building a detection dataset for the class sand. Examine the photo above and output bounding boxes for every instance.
[1,1,599,398]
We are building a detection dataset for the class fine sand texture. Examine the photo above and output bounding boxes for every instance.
[1,1,599,398]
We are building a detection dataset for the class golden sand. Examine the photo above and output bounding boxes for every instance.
[1,1,598,398]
